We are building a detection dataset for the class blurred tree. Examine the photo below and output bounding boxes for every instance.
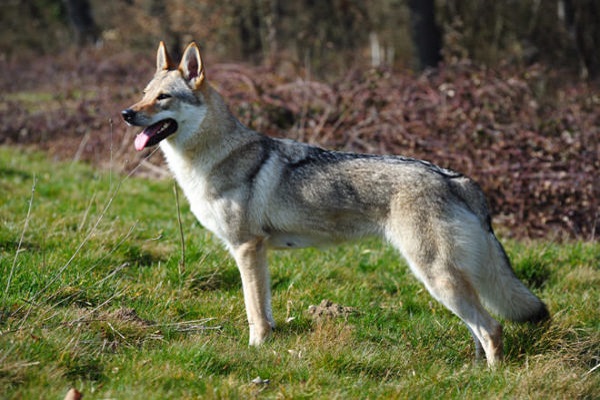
[63,0,100,46]
[407,0,441,70]
[277,0,370,76]
[145,0,181,60]
[564,0,600,79]
[2,0,598,80]
[235,0,264,62]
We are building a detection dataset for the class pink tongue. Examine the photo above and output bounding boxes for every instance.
[134,132,151,151]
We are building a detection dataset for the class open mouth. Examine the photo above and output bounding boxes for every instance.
[134,119,178,151]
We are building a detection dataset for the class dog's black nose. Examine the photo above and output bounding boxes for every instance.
[121,108,135,124]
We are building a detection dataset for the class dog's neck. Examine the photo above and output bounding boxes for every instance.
[159,85,261,182]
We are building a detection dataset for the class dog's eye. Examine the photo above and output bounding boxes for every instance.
[157,93,171,101]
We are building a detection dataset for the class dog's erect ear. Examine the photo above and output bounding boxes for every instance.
[178,42,205,90]
[156,41,174,72]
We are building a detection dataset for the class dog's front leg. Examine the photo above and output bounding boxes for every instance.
[233,237,274,346]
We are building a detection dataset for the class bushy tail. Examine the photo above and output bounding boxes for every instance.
[479,234,550,323]
[450,176,550,323]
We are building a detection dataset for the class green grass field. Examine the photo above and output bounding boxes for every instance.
[1,146,598,399]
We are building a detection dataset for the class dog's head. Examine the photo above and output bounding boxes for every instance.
[122,42,207,151]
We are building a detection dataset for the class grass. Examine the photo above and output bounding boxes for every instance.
[0,146,598,399]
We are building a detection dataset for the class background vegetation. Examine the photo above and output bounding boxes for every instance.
[0,1,598,398]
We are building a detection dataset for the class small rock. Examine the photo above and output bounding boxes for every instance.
[251,376,270,385]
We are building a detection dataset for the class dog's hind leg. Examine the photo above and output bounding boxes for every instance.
[428,268,503,367]
[467,326,485,361]
[412,257,503,367]
[386,216,503,367]
[233,237,274,346]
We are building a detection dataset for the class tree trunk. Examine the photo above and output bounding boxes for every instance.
[63,0,99,46]
[408,0,442,70]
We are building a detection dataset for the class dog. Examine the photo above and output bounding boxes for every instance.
[122,42,549,367]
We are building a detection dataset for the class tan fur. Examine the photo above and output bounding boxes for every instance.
[122,42,549,367]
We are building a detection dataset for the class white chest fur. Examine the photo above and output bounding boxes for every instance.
[160,141,232,244]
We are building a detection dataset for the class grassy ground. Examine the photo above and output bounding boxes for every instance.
[1,146,598,399]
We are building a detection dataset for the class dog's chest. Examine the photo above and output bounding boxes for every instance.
[189,195,229,241]
[177,170,235,241]
[164,152,245,244]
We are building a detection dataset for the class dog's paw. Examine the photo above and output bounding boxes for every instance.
[248,321,273,346]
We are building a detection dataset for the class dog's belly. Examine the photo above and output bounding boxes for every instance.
[265,231,356,249]
[266,227,373,249]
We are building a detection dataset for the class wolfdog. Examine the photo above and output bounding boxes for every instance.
[122,42,549,367]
